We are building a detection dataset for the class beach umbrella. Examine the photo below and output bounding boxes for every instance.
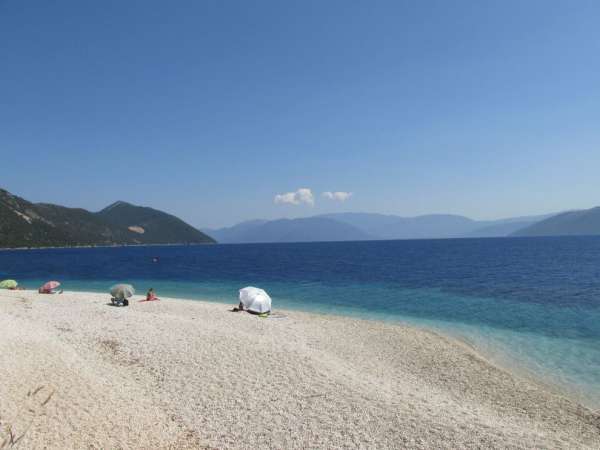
[239,286,272,314]
[0,279,18,289]
[110,284,135,299]
[41,281,61,292]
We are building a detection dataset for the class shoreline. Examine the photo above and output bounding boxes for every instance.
[418,324,599,411]
[0,242,216,251]
[1,289,599,448]
[4,286,597,410]
[3,285,597,411]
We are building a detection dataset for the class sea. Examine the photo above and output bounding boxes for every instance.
[1,236,599,408]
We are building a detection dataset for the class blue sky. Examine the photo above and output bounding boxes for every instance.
[1,1,599,228]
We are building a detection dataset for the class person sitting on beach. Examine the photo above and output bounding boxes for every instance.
[232,301,244,312]
[145,288,159,301]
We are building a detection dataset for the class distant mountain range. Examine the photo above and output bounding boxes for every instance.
[205,217,371,243]
[6,185,600,247]
[512,208,600,237]
[203,212,557,243]
[320,213,555,240]
[0,188,214,248]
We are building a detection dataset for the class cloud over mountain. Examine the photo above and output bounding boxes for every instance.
[323,191,352,202]
[274,188,314,206]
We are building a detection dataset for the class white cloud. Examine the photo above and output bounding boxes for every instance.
[274,188,315,206]
[322,191,352,202]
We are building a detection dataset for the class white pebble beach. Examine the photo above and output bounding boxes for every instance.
[1,289,599,449]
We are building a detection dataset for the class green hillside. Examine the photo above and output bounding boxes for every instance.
[0,188,214,248]
[97,201,214,245]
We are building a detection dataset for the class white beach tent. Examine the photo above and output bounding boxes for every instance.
[239,287,272,314]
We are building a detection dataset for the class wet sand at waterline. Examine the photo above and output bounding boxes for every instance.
[0,290,599,449]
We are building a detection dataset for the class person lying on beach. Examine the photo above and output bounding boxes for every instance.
[231,302,244,312]
[143,288,159,302]
[231,301,244,312]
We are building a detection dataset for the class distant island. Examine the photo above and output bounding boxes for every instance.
[0,188,214,248]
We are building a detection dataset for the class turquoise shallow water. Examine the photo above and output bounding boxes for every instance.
[2,238,600,408]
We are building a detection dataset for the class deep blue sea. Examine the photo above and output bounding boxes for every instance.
[2,237,600,407]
